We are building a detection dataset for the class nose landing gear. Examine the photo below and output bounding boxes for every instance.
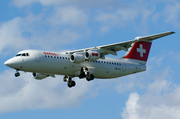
[15,70,20,77]
[63,76,76,88]
[67,80,76,88]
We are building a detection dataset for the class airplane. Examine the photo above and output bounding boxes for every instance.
[4,31,175,88]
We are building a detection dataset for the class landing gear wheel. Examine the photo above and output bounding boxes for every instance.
[15,72,20,77]
[67,81,76,88]
[86,74,94,81]
[79,72,86,79]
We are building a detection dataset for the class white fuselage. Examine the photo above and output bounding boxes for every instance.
[4,31,174,88]
[5,50,146,79]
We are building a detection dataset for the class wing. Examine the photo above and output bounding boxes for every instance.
[67,31,175,56]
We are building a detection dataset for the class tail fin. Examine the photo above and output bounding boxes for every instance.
[123,41,152,64]
[122,31,175,64]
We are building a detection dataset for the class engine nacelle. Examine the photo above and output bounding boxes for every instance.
[70,52,86,63]
[33,73,48,80]
[85,51,100,61]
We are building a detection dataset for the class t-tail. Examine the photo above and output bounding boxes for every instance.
[122,31,175,65]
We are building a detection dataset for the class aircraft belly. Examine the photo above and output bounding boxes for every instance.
[24,59,74,75]
[43,61,74,75]
[81,62,121,79]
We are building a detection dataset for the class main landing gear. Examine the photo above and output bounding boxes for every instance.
[15,70,20,77]
[79,67,94,81]
[64,67,95,88]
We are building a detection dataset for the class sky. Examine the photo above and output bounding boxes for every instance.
[0,0,180,119]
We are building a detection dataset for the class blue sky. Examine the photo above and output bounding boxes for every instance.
[0,0,180,119]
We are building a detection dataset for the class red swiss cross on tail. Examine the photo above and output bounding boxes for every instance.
[123,41,152,62]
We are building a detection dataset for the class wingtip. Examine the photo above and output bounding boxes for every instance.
[171,31,175,34]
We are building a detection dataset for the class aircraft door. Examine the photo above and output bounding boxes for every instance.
[33,51,41,62]
[21,53,27,67]
[122,63,127,72]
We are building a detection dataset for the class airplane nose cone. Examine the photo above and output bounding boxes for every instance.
[4,59,13,67]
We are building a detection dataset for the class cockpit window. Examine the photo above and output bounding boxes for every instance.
[16,54,21,57]
[15,53,30,57]
[26,53,29,56]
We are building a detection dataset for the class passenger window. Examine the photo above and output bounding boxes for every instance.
[54,56,56,58]
[57,56,59,59]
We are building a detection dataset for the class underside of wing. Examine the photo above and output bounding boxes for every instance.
[98,31,175,55]
[66,31,175,63]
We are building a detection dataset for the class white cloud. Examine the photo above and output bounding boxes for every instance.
[48,6,88,27]
[164,2,180,28]
[10,0,180,36]
[0,69,95,112]
[0,7,89,55]
[115,80,135,93]
[94,1,156,33]
[11,0,35,7]
[95,13,119,33]
[121,80,180,119]
[169,52,180,65]
[115,51,180,119]
[11,0,180,34]
[32,28,81,50]
[121,60,180,119]
[121,92,140,119]
[115,52,173,94]
[0,17,30,55]
[11,0,118,8]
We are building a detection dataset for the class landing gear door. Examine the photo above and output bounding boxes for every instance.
[87,67,96,74]
[33,51,41,62]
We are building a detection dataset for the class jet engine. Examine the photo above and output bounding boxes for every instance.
[85,51,100,61]
[70,52,86,63]
[33,73,48,80]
